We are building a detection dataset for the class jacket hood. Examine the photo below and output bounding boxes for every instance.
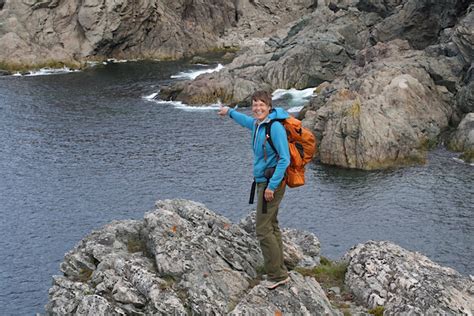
[268,107,290,120]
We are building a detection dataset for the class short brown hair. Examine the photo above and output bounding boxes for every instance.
[251,90,272,108]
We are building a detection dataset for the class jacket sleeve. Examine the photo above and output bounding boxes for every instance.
[268,122,290,191]
[228,108,255,130]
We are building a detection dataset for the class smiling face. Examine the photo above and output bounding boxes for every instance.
[252,98,271,122]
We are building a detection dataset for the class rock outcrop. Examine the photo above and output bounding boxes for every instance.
[302,39,458,169]
[45,199,339,315]
[2,0,472,169]
[159,6,370,105]
[0,0,314,69]
[345,241,474,315]
[448,113,474,163]
[157,1,473,169]
[46,200,474,315]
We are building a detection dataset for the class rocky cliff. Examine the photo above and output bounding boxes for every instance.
[45,199,474,315]
[1,0,472,167]
[158,0,473,169]
[0,0,314,69]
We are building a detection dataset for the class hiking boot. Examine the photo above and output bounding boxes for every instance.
[261,276,290,290]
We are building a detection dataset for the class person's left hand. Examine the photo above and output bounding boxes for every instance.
[264,188,274,202]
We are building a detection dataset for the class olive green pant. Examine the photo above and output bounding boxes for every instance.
[256,182,288,281]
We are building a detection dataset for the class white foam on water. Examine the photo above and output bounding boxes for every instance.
[272,87,316,101]
[288,106,304,113]
[86,61,101,67]
[106,58,130,63]
[452,157,474,166]
[171,64,224,80]
[23,67,80,76]
[142,92,159,100]
[143,96,222,112]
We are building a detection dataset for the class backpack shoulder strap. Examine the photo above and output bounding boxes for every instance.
[265,119,283,156]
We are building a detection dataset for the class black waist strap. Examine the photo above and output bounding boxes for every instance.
[249,179,270,214]
[249,180,256,204]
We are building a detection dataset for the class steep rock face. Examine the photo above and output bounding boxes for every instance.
[45,199,339,315]
[159,7,371,105]
[303,40,458,169]
[344,241,474,315]
[453,5,474,116]
[0,0,314,67]
[371,0,472,49]
[0,0,236,65]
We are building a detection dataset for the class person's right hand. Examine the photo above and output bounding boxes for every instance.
[218,106,230,116]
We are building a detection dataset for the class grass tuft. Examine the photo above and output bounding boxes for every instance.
[368,306,384,316]
[295,256,348,289]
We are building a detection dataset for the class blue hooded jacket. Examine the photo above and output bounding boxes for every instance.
[228,107,290,191]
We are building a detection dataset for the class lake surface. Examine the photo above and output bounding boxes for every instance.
[0,60,472,315]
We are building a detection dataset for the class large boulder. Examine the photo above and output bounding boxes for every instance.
[45,199,339,315]
[344,241,474,315]
[303,40,460,169]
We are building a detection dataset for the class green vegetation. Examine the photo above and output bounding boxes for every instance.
[255,265,266,276]
[0,60,82,73]
[127,237,146,253]
[460,149,474,163]
[295,256,348,289]
[295,257,359,315]
[76,268,94,282]
[364,153,427,170]
[345,98,361,118]
[368,306,384,316]
[418,136,438,151]
[159,275,176,291]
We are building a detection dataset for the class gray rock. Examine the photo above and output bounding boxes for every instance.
[230,271,341,315]
[452,4,474,65]
[448,112,474,163]
[160,7,370,105]
[304,40,459,169]
[344,240,474,315]
[0,0,314,67]
[372,0,471,49]
[45,199,338,315]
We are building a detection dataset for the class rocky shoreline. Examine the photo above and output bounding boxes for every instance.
[1,0,472,167]
[45,199,474,315]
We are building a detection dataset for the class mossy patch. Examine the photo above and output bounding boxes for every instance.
[295,258,361,314]
[363,153,427,170]
[159,275,176,291]
[345,98,361,118]
[369,306,384,316]
[0,60,83,73]
[418,137,438,151]
[460,149,474,163]
[127,237,147,253]
[295,256,348,289]
[76,267,94,282]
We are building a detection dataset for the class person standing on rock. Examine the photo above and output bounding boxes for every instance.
[218,90,291,289]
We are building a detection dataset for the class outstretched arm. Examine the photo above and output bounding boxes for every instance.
[218,106,254,130]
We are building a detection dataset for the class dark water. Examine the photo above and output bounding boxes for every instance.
[0,61,473,315]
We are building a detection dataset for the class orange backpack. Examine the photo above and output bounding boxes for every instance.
[266,116,317,187]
